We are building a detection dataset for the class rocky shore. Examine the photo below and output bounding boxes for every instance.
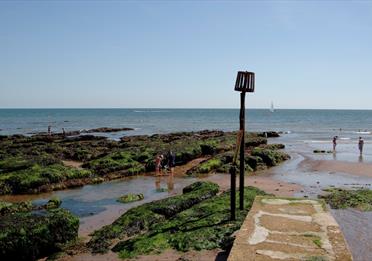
[0,130,289,195]
[0,129,292,260]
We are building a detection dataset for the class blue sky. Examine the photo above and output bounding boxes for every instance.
[0,1,371,109]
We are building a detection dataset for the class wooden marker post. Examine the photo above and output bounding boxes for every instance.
[233,71,255,214]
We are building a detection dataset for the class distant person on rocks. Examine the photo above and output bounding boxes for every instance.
[48,125,51,136]
[358,137,364,155]
[332,136,338,152]
[62,128,66,137]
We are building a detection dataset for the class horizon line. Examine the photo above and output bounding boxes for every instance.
[1,107,372,111]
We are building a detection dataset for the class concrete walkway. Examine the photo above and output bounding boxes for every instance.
[228,196,352,261]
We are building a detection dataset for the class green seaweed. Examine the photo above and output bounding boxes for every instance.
[251,147,290,167]
[117,193,144,203]
[113,186,266,258]
[0,164,92,194]
[88,181,219,253]
[0,130,287,195]
[45,197,62,209]
[313,237,322,248]
[0,208,79,261]
[319,188,372,211]
[88,181,267,258]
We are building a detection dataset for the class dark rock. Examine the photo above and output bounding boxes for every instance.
[257,131,280,138]
[0,208,79,261]
[82,127,134,133]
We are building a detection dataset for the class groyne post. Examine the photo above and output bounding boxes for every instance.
[234,71,255,211]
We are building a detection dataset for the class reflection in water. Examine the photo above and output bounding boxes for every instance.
[332,152,337,160]
[154,174,175,194]
[167,174,174,192]
[359,155,363,163]
[155,176,161,191]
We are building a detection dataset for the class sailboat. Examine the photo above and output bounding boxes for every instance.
[270,101,274,113]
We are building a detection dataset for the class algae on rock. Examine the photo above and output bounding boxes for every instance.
[88,181,219,253]
[0,208,79,261]
[117,193,144,203]
[88,181,267,259]
[320,188,372,211]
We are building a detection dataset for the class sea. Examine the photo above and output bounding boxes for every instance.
[1,108,372,139]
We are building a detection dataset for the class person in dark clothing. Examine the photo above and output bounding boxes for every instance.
[332,136,338,152]
[167,150,176,176]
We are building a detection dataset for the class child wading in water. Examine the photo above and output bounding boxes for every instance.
[155,154,163,176]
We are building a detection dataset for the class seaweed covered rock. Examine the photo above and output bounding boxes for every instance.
[186,158,222,175]
[245,136,267,147]
[111,186,267,259]
[245,155,265,171]
[45,197,62,209]
[319,188,372,211]
[0,200,33,215]
[83,151,145,176]
[150,181,219,218]
[87,181,219,253]
[117,193,144,203]
[263,143,285,150]
[0,164,93,194]
[0,208,79,261]
[0,130,286,195]
[251,147,290,167]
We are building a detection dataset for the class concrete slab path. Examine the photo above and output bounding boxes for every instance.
[228,196,352,261]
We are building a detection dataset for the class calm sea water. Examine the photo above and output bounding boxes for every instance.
[1,109,372,142]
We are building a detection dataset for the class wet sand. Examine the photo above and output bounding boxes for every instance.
[305,159,372,178]
[205,173,302,197]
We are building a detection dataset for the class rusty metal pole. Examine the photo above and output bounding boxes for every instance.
[239,92,246,210]
[230,166,236,220]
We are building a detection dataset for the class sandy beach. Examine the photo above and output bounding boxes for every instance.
[305,159,372,178]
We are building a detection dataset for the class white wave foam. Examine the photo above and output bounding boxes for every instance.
[354,131,371,134]
[303,140,329,144]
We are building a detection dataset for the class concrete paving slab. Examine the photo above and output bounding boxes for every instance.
[228,196,352,261]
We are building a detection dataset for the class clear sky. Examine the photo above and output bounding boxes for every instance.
[0,0,371,109]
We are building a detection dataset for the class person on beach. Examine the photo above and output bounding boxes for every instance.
[62,128,66,137]
[332,136,338,152]
[358,137,364,155]
[155,154,163,176]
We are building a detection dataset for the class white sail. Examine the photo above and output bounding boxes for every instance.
[270,101,274,112]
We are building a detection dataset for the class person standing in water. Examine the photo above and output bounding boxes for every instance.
[167,150,176,176]
[332,136,338,152]
[358,137,364,155]
[155,154,163,176]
